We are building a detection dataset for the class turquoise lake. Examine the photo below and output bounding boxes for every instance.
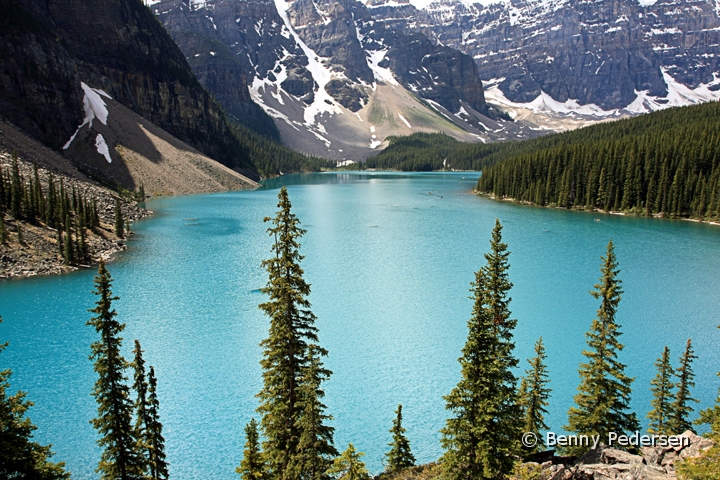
[2,171,720,478]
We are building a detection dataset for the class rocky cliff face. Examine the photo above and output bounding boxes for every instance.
[152,0,501,159]
[371,0,720,113]
[0,0,254,170]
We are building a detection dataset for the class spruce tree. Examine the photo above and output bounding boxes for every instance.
[286,344,337,480]
[647,346,676,435]
[0,318,70,479]
[518,337,551,453]
[256,186,328,479]
[132,340,151,476]
[146,367,168,480]
[10,151,22,219]
[0,215,6,245]
[441,219,522,479]
[115,199,125,238]
[668,339,698,434]
[237,418,266,480]
[384,404,415,473]
[565,240,638,454]
[327,444,371,480]
[87,262,143,479]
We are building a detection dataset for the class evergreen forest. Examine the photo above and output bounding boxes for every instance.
[475,102,720,220]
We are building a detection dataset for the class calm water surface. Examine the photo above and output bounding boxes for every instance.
[2,172,720,478]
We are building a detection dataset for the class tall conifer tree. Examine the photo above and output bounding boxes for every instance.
[384,404,415,473]
[441,219,522,479]
[647,346,675,435]
[237,418,266,480]
[327,444,370,480]
[256,186,332,479]
[87,262,143,479]
[565,240,638,454]
[518,337,551,453]
[286,344,337,480]
[115,199,125,238]
[146,367,168,480]
[668,339,698,434]
[132,340,151,476]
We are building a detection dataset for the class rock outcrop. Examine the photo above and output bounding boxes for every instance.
[369,0,720,112]
[0,0,254,171]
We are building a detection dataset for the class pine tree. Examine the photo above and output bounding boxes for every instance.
[237,418,266,480]
[518,337,551,453]
[146,367,168,480]
[384,404,415,473]
[115,199,125,238]
[0,215,6,245]
[87,262,143,479]
[286,344,337,480]
[327,444,371,480]
[0,318,70,479]
[441,219,522,479]
[10,151,22,219]
[256,186,326,479]
[668,339,698,434]
[647,346,675,435]
[64,214,74,265]
[132,340,151,477]
[565,240,638,455]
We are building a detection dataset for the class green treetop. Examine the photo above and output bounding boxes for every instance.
[668,339,698,434]
[565,240,638,455]
[0,318,69,479]
[256,186,330,479]
[384,404,415,473]
[237,418,266,480]
[647,346,676,435]
[115,199,124,238]
[518,337,551,453]
[327,444,371,480]
[441,219,522,479]
[87,262,143,479]
[132,340,151,476]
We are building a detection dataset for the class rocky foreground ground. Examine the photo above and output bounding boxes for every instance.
[377,431,713,480]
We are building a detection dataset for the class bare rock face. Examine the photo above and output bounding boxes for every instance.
[369,0,720,111]
[0,0,252,171]
[153,0,489,126]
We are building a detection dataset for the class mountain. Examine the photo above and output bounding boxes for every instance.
[370,0,720,114]
[0,0,262,184]
[152,0,554,161]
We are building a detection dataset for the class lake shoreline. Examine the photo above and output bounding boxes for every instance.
[478,192,720,227]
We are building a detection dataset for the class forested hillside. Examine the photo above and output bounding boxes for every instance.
[476,102,720,221]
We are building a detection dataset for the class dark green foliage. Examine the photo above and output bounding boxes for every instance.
[87,262,143,479]
[132,340,151,476]
[565,241,638,455]
[146,367,168,480]
[286,344,337,480]
[114,200,125,239]
[228,123,334,177]
[10,151,22,219]
[384,404,415,473]
[647,346,676,435]
[327,444,371,480]
[256,186,334,479]
[237,418,266,480]
[668,339,698,434]
[441,220,522,479]
[0,215,6,244]
[63,215,74,265]
[477,102,720,221]
[518,338,551,453]
[0,317,70,479]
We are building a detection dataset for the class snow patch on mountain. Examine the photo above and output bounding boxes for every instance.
[627,70,720,113]
[485,83,620,117]
[95,134,112,163]
[272,0,343,125]
[63,82,112,149]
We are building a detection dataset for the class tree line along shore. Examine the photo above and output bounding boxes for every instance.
[3,187,719,479]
